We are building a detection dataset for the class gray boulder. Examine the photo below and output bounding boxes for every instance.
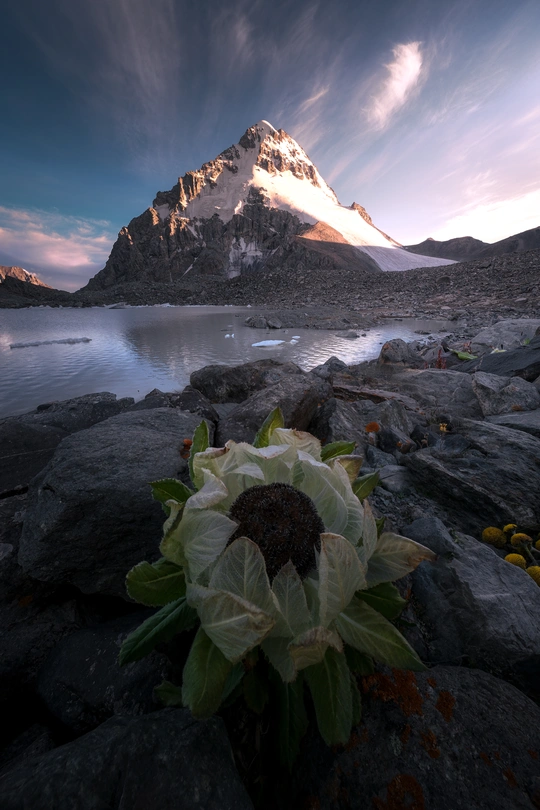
[294,666,540,810]
[0,709,254,810]
[405,518,540,693]
[388,368,483,419]
[217,375,332,445]
[377,464,414,493]
[377,338,422,367]
[487,409,540,438]
[308,398,415,453]
[472,371,540,416]
[190,359,305,403]
[310,356,348,380]
[19,409,211,598]
[471,318,540,355]
[459,335,540,381]
[403,419,540,533]
[0,392,134,492]
[37,614,172,734]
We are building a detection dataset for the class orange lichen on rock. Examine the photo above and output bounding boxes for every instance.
[435,690,456,722]
[365,421,380,433]
[503,768,518,788]
[480,752,492,767]
[372,774,426,810]
[427,677,437,688]
[362,670,424,717]
[420,730,441,759]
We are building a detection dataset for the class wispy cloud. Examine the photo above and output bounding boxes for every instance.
[431,188,540,243]
[366,42,424,130]
[0,207,115,290]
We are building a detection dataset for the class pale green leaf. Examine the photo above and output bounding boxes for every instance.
[161,508,237,580]
[359,499,378,565]
[305,647,353,746]
[253,406,285,448]
[209,536,275,615]
[189,421,210,489]
[262,636,297,682]
[345,646,374,675]
[321,441,356,462]
[327,460,365,545]
[356,582,406,620]
[318,533,367,626]
[185,470,228,510]
[161,502,187,566]
[189,585,275,662]
[119,598,197,666]
[271,561,313,638]
[297,460,348,536]
[182,628,232,718]
[353,472,380,501]
[269,428,322,461]
[335,596,425,670]
[154,680,183,707]
[126,558,186,606]
[288,625,343,671]
[192,445,227,492]
[150,478,193,508]
[366,532,436,588]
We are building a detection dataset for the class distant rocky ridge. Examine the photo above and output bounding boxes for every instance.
[82,120,452,293]
[0,266,50,288]
[405,225,540,261]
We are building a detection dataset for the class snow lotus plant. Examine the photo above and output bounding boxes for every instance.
[120,409,435,766]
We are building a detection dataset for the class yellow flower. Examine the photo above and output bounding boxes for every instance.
[510,533,533,546]
[526,566,540,586]
[481,527,506,548]
[503,524,517,534]
[504,554,526,569]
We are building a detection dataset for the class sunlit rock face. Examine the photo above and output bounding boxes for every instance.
[0,266,51,287]
[84,121,454,291]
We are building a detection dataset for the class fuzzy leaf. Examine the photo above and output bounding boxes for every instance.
[375,517,386,537]
[345,646,374,675]
[353,472,380,501]
[288,625,343,671]
[271,561,312,638]
[359,499,378,564]
[329,455,363,483]
[269,428,322,461]
[298,460,348,536]
[335,597,425,670]
[321,441,356,462]
[366,532,436,588]
[318,533,367,626]
[305,647,353,746]
[253,407,285,448]
[186,470,228,510]
[154,680,184,707]
[451,349,477,360]
[243,668,269,714]
[209,537,275,615]
[161,508,237,579]
[150,478,193,507]
[191,587,275,663]
[119,598,197,666]
[262,636,297,682]
[182,628,232,718]
[270,670,308,771]
[356,582,406,620]
[126,558,186,606]
[189,421,210,489]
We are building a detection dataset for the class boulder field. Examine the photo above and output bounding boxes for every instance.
[1,318,540,809]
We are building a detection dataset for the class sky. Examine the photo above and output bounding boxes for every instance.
[1,0,539,291]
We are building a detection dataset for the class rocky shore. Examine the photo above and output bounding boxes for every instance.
[1,318,540,808]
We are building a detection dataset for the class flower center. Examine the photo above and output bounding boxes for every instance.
[229,482,324,581]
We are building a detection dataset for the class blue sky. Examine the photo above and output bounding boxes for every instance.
[1,0,539,290]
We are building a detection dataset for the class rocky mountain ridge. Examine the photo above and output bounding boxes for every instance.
[0,265,50,288]
[405,224,540,261]
[83,121,453,292]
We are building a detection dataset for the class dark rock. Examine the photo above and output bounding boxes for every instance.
[0,393,135,492]
[487,409,540,438]
[363,445,396,468]
[294,666,540,810]
[429,432,472,459]
[471,371,540,416]
[471,318,540,355]
[388,369,483,419]
[377,426,416,455]
[405,518,540,693]
[169,385,220,423]
[0,726,55,778]
[377,465,414,493]
[460,335,540,381]
[36,614,172,734]
[127,389,171,410]
[217,375,332,444]
[18,409,211,598]
[309,398,415,454]
[190,359,305,403]
[403,419,540,534]
[377,338,422,367]
[0,709,254,810]
[310,356,348,380]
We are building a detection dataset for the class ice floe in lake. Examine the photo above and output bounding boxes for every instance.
[10,338,92,349]
[252,339,285,347]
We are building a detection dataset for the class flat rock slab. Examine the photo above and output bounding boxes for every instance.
[487,409,540,438]
[472,371,540,416]
[294,666,540,810]
[0,709,253,810]
[405,518,540,691]
[309,398,416,452]
[18,409,210,598]
[403,418,540,533]
[0,393,134,492]
[190,359,305,403]
[332,382,420,412]
[471,318,540,355]
[387,368,484,419]
[459,335,540,381]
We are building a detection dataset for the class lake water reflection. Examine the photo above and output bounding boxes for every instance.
[0,306,451,418]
